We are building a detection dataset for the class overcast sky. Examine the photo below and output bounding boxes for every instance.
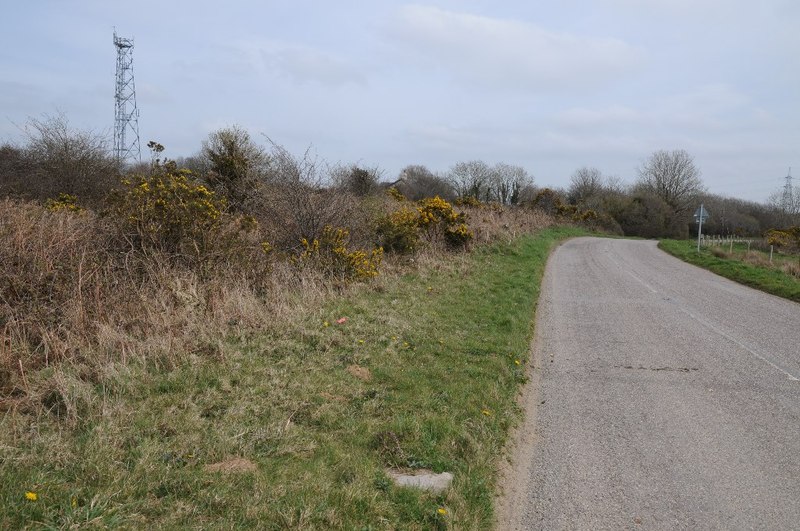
[1,0,798,202]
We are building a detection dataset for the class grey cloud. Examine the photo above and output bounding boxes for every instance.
[555,84,752,132]
[556,106,643,128]
[387,4,645,91]
[234,40,367,87]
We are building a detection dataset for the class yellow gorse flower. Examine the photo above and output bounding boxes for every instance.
[294,226,382,280]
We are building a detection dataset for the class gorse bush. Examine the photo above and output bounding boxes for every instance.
[108,162,226,256]
[766,227,800,251]
[416,196,474,249]
[45,193,84,214]
[376,206,421,253]
[528,188,604,229]
[202,126,268,211]
[377,196,473,253]
[386,186,406,202]
[444,222,474,248]
[294,225,383,280]
[415,196,461,227]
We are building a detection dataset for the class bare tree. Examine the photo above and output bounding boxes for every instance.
[395,164,455,201]
[447,160,492,200]
[257,140,362,249]
[636,149,704,215]
[491,163,532,205]
[331,163,382,197]
[767,182,800,227]
[17,113,117,204]
[0,143,27,198]
[173,153,211,176]
[568,166,604,205]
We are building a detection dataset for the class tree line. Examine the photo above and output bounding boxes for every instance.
[1,115,796,240]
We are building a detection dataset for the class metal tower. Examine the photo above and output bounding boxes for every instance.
[781,167,795,214]
[113,31,141,164]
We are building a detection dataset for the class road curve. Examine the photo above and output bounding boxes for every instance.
[498,237,800,530]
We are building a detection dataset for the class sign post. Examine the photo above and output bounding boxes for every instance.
[694,204,710,252]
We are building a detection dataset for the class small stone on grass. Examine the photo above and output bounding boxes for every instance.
[386,469,453,493]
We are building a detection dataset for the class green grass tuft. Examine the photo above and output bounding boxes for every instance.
[659,239,800,303]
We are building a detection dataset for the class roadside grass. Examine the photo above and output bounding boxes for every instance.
[659,239,800,303]
[1,226,585,530]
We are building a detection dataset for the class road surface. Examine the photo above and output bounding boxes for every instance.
[498,237,800,530]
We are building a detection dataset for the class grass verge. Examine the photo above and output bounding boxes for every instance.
[1,226,585,530]
[659,239,800,303]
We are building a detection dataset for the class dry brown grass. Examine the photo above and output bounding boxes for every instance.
[0,188,566,528]
[710,247,729,259]
[0,195,556,424]
[727,248,799,278]
[742,250,770,267]
[459,204,554,246]
[0,199,323,412]
[779,261,800,278]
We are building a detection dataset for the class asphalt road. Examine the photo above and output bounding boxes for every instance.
[498,237,800,530]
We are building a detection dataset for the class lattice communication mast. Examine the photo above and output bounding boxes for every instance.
[781,167,794,214]
[113,31,141,164]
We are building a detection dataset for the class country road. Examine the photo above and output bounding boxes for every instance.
[498,237,800,530]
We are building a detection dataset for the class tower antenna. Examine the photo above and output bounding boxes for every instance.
[113,30,141,164]
[781,167,794,215]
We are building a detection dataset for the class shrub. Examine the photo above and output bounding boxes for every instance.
[395,165,455,201]
[332,164,382,197]
[416,196,462,227]
[416,197,473,248]
[377,196,473,252]
[295,225,383,280]
[386,186,406,202]
[201,126,268,211]
[107,162,226,256]
[45,193,85,214]
[444,222,474,248]
[454,196,482,207]
[605,193,677,238]
[376,207,421,254]
[17,114,118,205]
[256,141,363,251]
[530,188,565,216]
[766,227,800,251]
[573,209,598,223]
